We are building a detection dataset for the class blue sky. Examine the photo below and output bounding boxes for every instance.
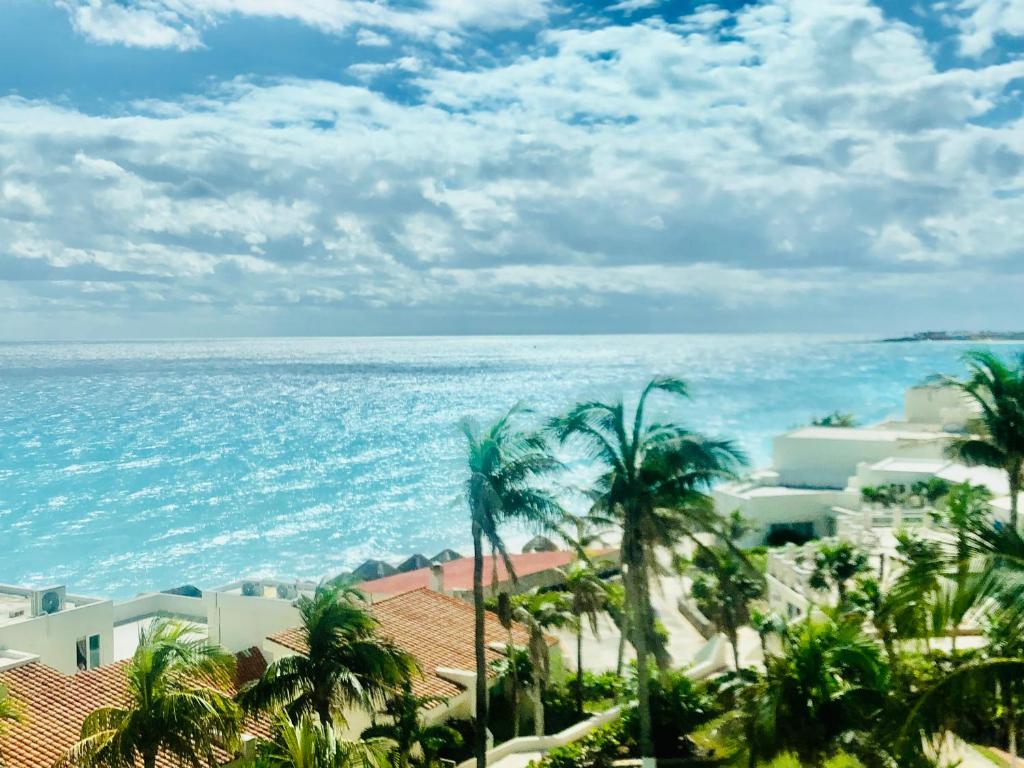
[0,0,1022,339]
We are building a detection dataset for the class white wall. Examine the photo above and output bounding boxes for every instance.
[0,600,114,674]
[206,592,301,653]
[905,385,973,427]
[714,485,852,542]
[113,592,207,623]
[773,430,950,489]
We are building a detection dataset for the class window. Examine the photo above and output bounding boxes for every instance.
[89,634,101,669]
[75,638,87,672]
[75,634,102,671]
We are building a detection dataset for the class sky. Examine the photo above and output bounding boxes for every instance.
[0,0,1022,339]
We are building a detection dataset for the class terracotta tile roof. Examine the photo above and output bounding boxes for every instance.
[267,588,541,707]
[360,549,596,596]
[0,648,269,768]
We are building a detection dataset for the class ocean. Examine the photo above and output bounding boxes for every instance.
[1,334,1021,598]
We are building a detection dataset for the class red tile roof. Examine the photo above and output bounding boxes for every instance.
[0,648,268,768]
[360,550,588,596]
[267,588,541,707]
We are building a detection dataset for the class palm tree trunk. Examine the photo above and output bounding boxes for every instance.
[616,612,627,676]
[316,694,333,727]
[532,678,544,737]
[1009,680,1018,767]
[1010,463,1021,530]
[143,750,157,768]
[508,629,520,738]
[624,546,655,768]
[728,627,741,671]
[473,523,489,768]
[575,627,584,717]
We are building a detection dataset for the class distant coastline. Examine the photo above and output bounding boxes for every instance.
[881,331,1024,343]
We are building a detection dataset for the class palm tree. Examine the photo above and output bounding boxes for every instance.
[808,541,869,606]
[460,406,563,767]
[685,545,763,670]
[361,682,462,768]
[750,609,786,661]
[561,562,606,716]
[252,714,391,768]
[740,616,888,767]
[945,350,1024,528]
[238,585,418,727]
[933,481,992,583]
[512,590,574,736]
[1,683,24,767]
[59,619,242,768]
[550,376,745,767]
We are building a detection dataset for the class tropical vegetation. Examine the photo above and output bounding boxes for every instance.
[460,406,563,767]
[550,376,746,766]
[239,585,418,726]
[945,350,1024,528]
[59,619,242,768]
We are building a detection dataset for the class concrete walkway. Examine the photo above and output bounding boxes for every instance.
[488,752,544,768]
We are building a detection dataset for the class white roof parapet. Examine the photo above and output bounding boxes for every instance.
[0,648,39,672]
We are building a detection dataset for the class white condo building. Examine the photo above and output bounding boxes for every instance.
[714,381,1020,620]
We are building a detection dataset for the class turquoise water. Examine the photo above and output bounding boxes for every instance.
[2,335,1021,598]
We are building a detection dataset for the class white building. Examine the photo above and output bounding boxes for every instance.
[715,382,988,544]
[0,584,113,674]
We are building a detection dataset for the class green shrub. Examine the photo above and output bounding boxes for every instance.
[540,722,629,768]
[621,668,716,758]
[567,671,630,707]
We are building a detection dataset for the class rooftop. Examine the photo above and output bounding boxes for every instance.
[0,649,269,768]
[358,549,594,596]
[717,482,840,500]
[782,426,950,442]
[0,584,101,629]
[268,587,538,706]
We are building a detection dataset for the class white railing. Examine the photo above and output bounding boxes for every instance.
[112,592,207,624]
[455,706,623,768]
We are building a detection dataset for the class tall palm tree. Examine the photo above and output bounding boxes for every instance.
[740,616,888,767]
[685,545,763,671]
[945,350,1024,528]
[59,619,242,768]
[252,714,391,768]
[238,586,418,726]
[550,376,745,767]
[561,562,606,716]
[512,590,574,737]
[460,406,563,768]
[361,682,462,768]
[808,541,869,606]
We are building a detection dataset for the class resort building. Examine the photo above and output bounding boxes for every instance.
[0,647,269,768]
[0,583,113,674]
[0,578,547,764]
[264,587,546,739]
[714,382,994,546]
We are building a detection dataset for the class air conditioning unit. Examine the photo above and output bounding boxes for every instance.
[275,583,299,601]
[30,586,66,617]
[240,581,263,597]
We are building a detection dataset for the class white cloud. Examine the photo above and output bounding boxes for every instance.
[356,28,391,47]
[950,0,1024,56]
[55,0,553,49]
[59,0,202,50]
[606,0,663,14]
[5,0,1024,334]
